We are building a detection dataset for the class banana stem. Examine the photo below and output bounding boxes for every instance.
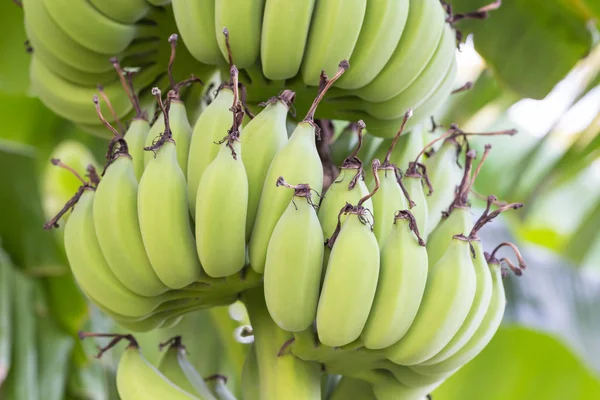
[241,287,322,400]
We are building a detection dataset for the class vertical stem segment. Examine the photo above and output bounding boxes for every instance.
[242,287,321,400]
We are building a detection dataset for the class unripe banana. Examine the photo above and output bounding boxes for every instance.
[241,344,260,400]
[402,174,429,240]
[241,91,294,238]
[301,0,367,85]
[249,63,348,273]
[426,207,473,268]
[261,0,316,80]
[422,239,492,365]
[357,0,446,102]
[215,1,265,68]
[316,161,381,347]
[264,180,324,332]
[424,137,463,235]
[335,0,410,89]
[362,211,428,349]
[188,88,236,217]
[144,99,193,176]
[412,256,506,375]
[115,339,200,399]
[195,112,248,278]
[329,377,375,400]
[64,189,166,317]
[318,121,371,240]
[172,0,222,65]
[124,118,151,181]
[330,122,360,167]
[385,237,477,365]
[89,0,150,24]
[370,371,438,400]
[93,152,168,297]
[138,91,203,289]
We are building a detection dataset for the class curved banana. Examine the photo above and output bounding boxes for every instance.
[116,341,200,399]
[248,121,324,273]
[336,0,410,89]
[144,100,193,176]
[23,0,115,73]
[195,131,248,278]
[172,0,222,65]
[357,0,446,102]
[93,154,168,297]
[370,371,438,400]
[64,189,166,317]
[241,91,293,238]
[25,23,118,86]
[125,118,151,181]
[340,24,456,120]
[215,0,265,68]
[425,138,463,236]
[301,0,367,86]
[260,0,316,80]
[187,87,235,217]
[29,56,156,125]
[426,207,473,269]
[379,362,453,390]
[316,201,380,347]
[422,239,492,365]
[138,139,204,289]
[264,182,324,332]
[249,66,347,273]
[385,237,476,365]
[89,0,150,24]
[361,211,428,349]
[329,377,375,400]
[158,337,216,399]
[402,174,428,239]
[412,256,505,375]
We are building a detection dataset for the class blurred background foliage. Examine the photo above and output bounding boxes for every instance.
[1,0,600,399]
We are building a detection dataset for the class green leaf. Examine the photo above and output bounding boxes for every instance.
[434,326,600,399]
[450,0,594,99]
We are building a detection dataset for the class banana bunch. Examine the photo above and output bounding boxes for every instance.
[79,333,237,400]
[24,0,466,138]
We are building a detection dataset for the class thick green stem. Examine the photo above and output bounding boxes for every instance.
[242,287,322,400]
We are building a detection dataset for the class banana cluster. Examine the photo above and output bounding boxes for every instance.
[24,0,456,138]
[80,333,236,400]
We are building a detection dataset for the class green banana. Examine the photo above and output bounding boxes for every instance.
[89,0,150,24]
[424,136,463,236]
[426,207,473,268]
[249,63,347,273]
[412,255,506,375]
[260,0,316,80]
[64,189,169,317]
[402,173,429,240]
[195,104,248,278]
[334,23,456,120]
[264,180,324,332]
[0,250,12,386]
[187,87,236,217]
[361,211,428,350]
[93,143,168,296]
[241,91,294,238]
[335,0,410,89]
[385,236,477,365]
[41,0,140,55]
[301,0,367,86]
[318,121,372,240]
[22,0,116,73]
[316,160,380,347]
[138,90,204,289]
[242,287,322,400]
[172,0,222,65]
[125,118,151,181]
[330,122,360,167]
[158,337,216,399]
[115,338,201,399]
[365,371,435,400]
[423,239,492,365]
[357,0,446,102]
[215,0,265,68]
